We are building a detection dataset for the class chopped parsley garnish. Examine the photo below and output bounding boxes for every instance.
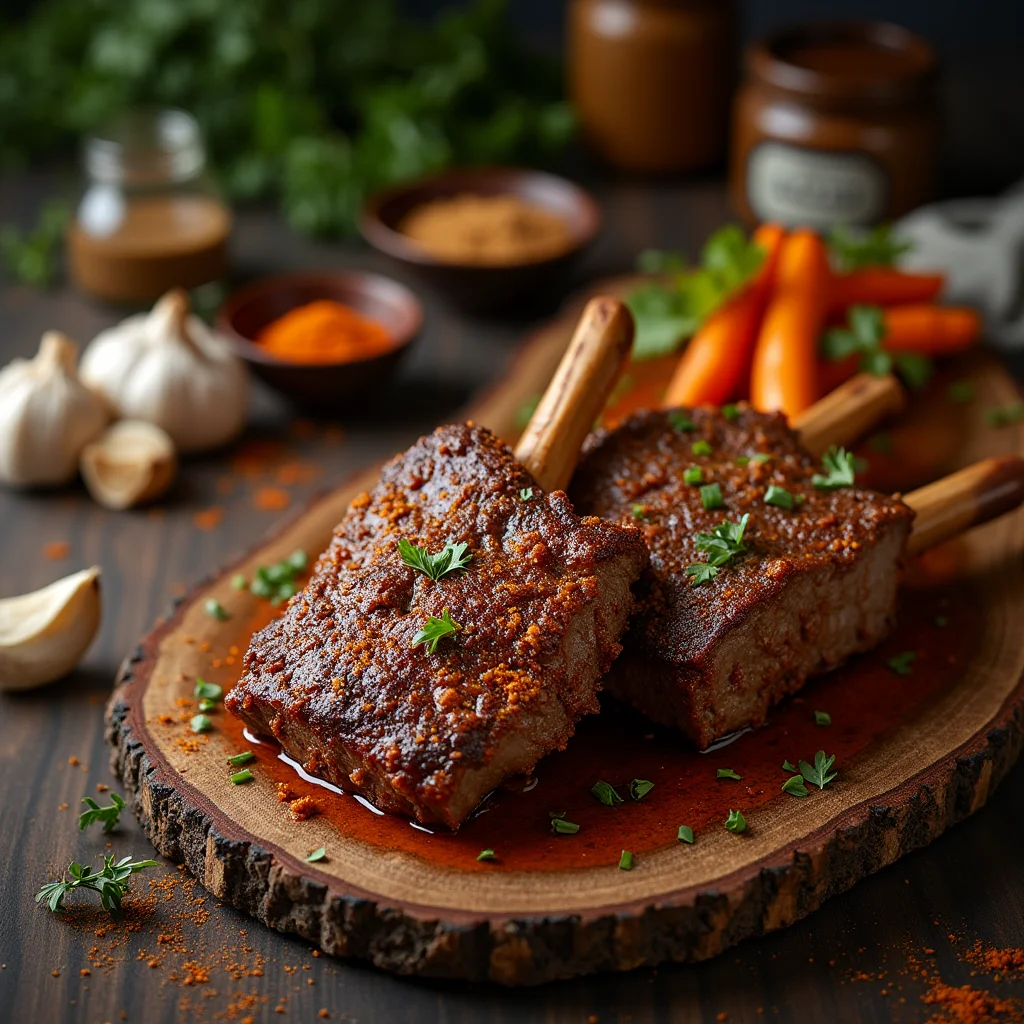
[812,446,857,490]
[700,482,724,510]
[814,711,832,727]
[782,775,810,798]
[190,714,212,734]
[986,402,1024,428]
[194,679,222,701]
[591,781,624,806]
[822,303,933,389]
[36,855,158,915]
[476,849,497,862]
[828,223,912,273]
[306,847,327,863]
[725,809,747,834]
[897,352,934,391]
[685,563,719,586]
[694,514,749,566]
[799,750,838,790]
[550,813,580,835]
[519,487,534,501]
[948,380,976,404]
[226,751,255,767]
[752,453,771,463]
[629,778,655,802]
[411,609,461,654]
[631,504,647,520]
[722,404,740,421]
[230,768,254,785]
[204,598,229,621]
[78,793,125,833]
[231,574,248,590]
[692,439,713,457]
[677,825,694,844]
[618,850,634,871]
[764,485,796,509]
[735,456,750,467]
[717,768,741,781]
[398,539,472,581]
[668,411,695,432]
[887,651,916,675]
[782,759,798,773]
[197,698,217,712]
[247,550,308,604]
[684,466,703,485]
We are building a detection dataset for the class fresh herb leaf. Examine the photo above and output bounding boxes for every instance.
[591,781,624,807]
[631,504,647,521]
[618,850,634,871]
[412,609,462,654]
[230,769,254,785]
[36,854,158,915]
[0,199,70,287]
[752,453,771,464]
[986,402,1024,428]
[812,446,857,490]
[822,304,886,365]
[204,598,229,621]
[764,485,796,510]
[685,563,719,586]
[194,679,222,701]
[677,825,694,844]
[398,539,472,581]
[197,698,217,712]
[799,750,838,790]
[868,433,893,453]
[782,775,810,798]
[190,714,212,734]
[887,651,916,675]
[668,411,695,432]
[78,793,125,833]
[717,768,741,781]
[519,487,534,501]
[550,817,580,835]
[684,466,703,485]
[694,514,750,567]
[721,404,740,421]
[814,711,832,727]
[231,574,248,591]
[782,760,798,773]
[895,352,934,391]
[692,440,713,457]
[948,380,976,404]
[476,848,496,862]
[700,483,724,510]
[636,249,687,274]
[725,809,747,834]
[306,847,327,863]
[227,751,256,767]
[629,779,655,802]
[828,223,912,273]
[250,552,308,604]
[735,456,750,467]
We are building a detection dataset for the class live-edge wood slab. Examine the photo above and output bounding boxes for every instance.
[107,286,1024,985]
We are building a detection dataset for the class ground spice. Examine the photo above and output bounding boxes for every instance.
[256,299,394,365]
[193,506,224,531]
[43,541,70,560]
[399,193,574,265]
[253,486,290,512]
[923,981,1017,1023]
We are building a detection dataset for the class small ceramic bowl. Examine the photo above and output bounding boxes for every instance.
[360,166,601,314]
[217,271,423,410]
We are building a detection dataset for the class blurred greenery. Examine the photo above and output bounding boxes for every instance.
[0,0,574,238]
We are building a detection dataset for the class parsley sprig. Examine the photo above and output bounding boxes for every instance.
[79,793,126,833]
[812,447,857,490]
[799,750,839,790]
[241,550,308,605]
[822,304,933,390]
[685,514,750,586]
[36,855,158,915]
[828,223,911,273]
[398,539,472,582]
[412,609,461,653]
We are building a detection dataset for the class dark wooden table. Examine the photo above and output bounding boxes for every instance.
[2,176,1023,1024]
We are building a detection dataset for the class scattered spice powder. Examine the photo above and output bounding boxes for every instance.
[253,486,290,512]
[288,795,320,822]
[192,506,224,531]
[256,299,395,365]
[43,540,70,560]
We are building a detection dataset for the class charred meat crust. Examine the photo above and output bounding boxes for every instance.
[570,405,915,748]
[227,423,647,828]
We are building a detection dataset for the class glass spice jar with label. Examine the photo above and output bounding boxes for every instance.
[730,21,939,229]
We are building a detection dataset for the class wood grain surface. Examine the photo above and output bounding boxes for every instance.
[4,178,1024,1022]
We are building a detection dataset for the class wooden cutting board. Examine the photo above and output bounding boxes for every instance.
[107,285,1024,986]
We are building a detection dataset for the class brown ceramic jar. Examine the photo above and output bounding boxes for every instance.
[568,0,736,173]
[730,21,939,229]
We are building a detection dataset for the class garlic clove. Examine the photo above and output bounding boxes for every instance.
[81,420,177,510]
[0,567,101,691]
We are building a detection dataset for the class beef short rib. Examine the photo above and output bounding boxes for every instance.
[570,406,914,748]
[227,423,647,828]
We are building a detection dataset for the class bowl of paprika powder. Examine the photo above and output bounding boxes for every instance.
[217,271,423,410]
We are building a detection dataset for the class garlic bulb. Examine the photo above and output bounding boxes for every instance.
[0,567,101,691]
[81,420,177,510]
[0,331,110,487]
[81,289,248,453]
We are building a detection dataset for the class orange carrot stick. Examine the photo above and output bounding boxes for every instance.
[750,230,829,420]
[662,223,785,408]
[882,305,981,355]
[828,268,944,315]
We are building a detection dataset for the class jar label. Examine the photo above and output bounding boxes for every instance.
[747,142,887,228]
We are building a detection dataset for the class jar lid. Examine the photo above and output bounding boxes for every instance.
[748,21,938,105]
[85,108,206,186]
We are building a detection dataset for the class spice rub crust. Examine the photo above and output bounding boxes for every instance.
[570,405,914,748]
[227,423,647,828]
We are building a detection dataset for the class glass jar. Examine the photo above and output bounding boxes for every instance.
[730,21,939,230]
[68,109,232,303]
[568,0,736,172]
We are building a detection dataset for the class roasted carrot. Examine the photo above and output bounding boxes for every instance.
[750,230,829,419]
[828,268,944,315]
[882,305,981,355]
[662,223,785,408]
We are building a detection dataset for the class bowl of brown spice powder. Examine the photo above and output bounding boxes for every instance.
[360,166,601,314]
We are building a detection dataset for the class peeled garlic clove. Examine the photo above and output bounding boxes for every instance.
[81,420,177,510]
[0,567,101,691]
